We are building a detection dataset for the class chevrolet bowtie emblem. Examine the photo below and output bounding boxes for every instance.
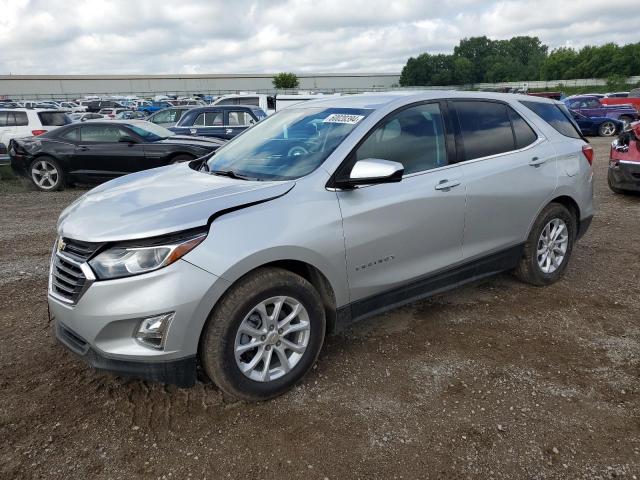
[57,238,66,252]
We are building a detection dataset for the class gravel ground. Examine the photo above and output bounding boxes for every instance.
[1,137,639,479]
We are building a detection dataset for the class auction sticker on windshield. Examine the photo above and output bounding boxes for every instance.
[323,114,365,124]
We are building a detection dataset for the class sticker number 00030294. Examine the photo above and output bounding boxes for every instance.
[322,114,365,124]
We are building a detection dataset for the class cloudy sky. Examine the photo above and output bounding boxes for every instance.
[1,0,639,75]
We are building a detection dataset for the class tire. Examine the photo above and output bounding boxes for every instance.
[29,156,65,191]
[619,115,633,128]
[170,154,195,164]
[607,172,625,194]
[514,203,576,286]
[200,267,326,401]
[598,121,617,137]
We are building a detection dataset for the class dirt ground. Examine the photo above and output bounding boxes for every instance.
[1,136,639,480]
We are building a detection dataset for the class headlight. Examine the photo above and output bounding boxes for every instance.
[89,231,206,280]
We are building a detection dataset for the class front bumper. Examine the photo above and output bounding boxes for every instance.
[49,258,231,386]
[608,160,640,192]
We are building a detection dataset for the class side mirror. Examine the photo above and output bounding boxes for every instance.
[118,135,138,143]
[334,159,404,188]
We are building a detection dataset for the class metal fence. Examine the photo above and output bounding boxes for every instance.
[3,76,640,101]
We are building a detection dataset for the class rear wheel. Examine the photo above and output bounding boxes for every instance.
[598,121,617,137]
[515,203,576,286]
[29,157,65,191]
[200,268,326,401]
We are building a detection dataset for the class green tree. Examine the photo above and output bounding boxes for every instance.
[272,72,299,89]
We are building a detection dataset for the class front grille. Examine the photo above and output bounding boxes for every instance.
[51,254,87,303]
[49,238,102,304]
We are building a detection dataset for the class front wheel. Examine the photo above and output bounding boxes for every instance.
[200,268,326,401]
[514,203,576,286]
[598,121,617,137]
[30,157,65,191]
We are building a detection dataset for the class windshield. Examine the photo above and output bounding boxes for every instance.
[128,122,175,141]
[206,107,371,180]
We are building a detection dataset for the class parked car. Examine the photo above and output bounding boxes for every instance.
[569,110,623,137]
[86,100,127,113]
[147,106,192,127]
[137,101,176,115]
[604,92,629,98]
[47,92,594,400]
[115,110,147,120]
[98,108,128,119]
[601,88,640,111]
[19,101,57,109]
[0,109,71,160]
[9,120,225,191]
[608,121,640,194]
[211,94,276,115]
[69,113,104,123]
[564,95,639,126]
[169,105,266,140]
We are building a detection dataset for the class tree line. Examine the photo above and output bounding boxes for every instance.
[399,36,640,87]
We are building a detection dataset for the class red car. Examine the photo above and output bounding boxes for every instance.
[609,122,640,194]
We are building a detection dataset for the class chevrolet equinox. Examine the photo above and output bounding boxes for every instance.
[49,92,594,401]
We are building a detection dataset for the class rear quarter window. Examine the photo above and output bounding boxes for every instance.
[508,107,538,149]
[520,101,582,139]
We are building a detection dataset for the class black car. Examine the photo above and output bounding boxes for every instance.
[169,105,267,140]
[86,100,128,113]
[10,120,225,191]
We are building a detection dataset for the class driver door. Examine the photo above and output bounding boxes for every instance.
[335,102,466,303]
[73,124,144,179]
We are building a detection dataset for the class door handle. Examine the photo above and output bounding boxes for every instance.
[434,179,461,191]
[528,156,547,167]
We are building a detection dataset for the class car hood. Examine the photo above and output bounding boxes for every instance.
[57,163,295,242]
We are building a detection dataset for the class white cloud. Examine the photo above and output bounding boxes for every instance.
[0,0,638,74]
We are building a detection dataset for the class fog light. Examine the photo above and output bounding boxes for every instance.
[135,312,174,349]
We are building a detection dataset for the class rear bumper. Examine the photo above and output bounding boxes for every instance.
[609,160,640,192]
[55,320,197,387]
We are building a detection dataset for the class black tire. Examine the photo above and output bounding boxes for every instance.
[598,121,617,137]
[514,203,576,286]
[607,172,625,194]
[29,156,65,191]
[200,267,326,401]
[619,115,634,127]
[170,154,195,164]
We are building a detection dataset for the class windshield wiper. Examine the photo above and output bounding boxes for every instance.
[209,169,256,181]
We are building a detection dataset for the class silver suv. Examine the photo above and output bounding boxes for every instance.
[49,92,594,401]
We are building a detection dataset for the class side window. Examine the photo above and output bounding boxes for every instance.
[353,103,447,175]
[585,99,601,108]
[151,110,171,123]
[508,107,538,149]
[454,101,515,160]
[0,111,8,127]
[520,101,582,139]
[80,125,128,142]
[194,112,223,126]
[13,112,28,126]
[227,110,253,126]
[61,128,80,142]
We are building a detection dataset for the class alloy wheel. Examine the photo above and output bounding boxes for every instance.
[234,296,311,382]
[31,160,59,190]
[536,218,569,274]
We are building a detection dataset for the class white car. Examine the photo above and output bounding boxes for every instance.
[0,108,71,157]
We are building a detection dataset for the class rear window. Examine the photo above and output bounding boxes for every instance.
[454,101,515,161]
[38,111,71,127]
[520,101,582,139]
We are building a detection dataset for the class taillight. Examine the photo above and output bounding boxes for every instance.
[31,129,47,136]
[582,144,594,166]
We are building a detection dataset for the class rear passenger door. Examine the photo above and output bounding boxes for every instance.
[336,102,466,302]
[451,100,557,260]
[224,109,257,139]
[188,110,225,138]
